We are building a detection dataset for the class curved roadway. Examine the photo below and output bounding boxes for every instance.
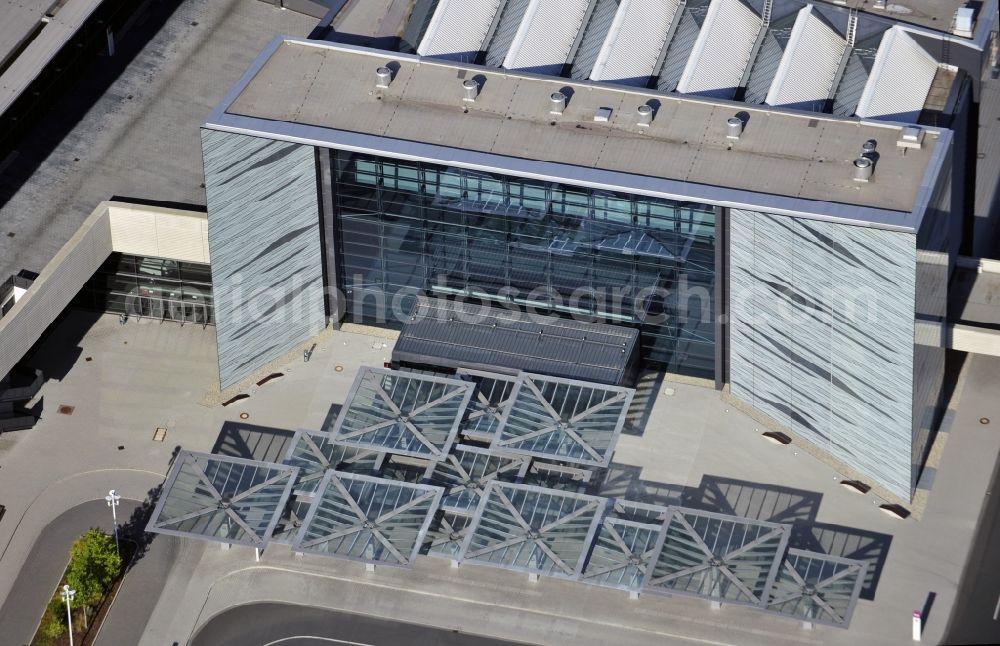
[192,603,532,646]
[0,498,179,646]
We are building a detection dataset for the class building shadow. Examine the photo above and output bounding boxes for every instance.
[788,522,892,601]
[211,422,296,463]
[622,369,664,437]
[22,309,103,382]
[681,475,822,526]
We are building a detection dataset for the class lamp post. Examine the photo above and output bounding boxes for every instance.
[60,584,76,646]
[105,489,120,556]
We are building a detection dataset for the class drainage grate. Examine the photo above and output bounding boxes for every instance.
[57,405,75,415]
[153,427,167,442]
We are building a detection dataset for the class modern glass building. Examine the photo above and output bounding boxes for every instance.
[333,152,716,374]
[200,37,959,502]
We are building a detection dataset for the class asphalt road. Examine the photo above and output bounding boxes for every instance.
[942,455,1000,645]
[191,603,533,646]
[0,498,180,646]
[0,500,137,645]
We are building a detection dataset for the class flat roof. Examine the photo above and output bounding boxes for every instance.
[209,38,951,232]
[0,0,105,116]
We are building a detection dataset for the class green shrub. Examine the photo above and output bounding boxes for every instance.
[39,597,66,639]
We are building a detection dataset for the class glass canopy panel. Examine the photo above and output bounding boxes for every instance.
[146,451,298,547]
[426,444,529,513]
[283,429,379,494]
[765,549,866,628]
[460,481,604,579]
[331,367,474,459]
[581,501,669,592]
[424,509,475,559]
[292,471,443,567]
[644,508,790,607]
[493,374,634,466]
[457,369,518,442]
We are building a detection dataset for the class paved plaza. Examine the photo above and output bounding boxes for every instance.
[0,310,997,645]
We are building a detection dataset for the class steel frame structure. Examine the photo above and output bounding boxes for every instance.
[146,451,298,548]
[330,366,474,460]
[292,470,443,568]
[765,548,866,627]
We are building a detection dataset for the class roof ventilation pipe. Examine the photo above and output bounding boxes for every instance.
[550,92,566,115]
[375,67,392,89]
[726,116,743,139]
[462,79,479,102]
[853,157,873,182]
[637,105,653,127]
[862,139,877,155]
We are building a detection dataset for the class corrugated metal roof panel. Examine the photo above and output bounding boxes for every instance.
[417,0,504,62]
[502,0,594,75]
[765,5,845,112]
[484,0,532,67]
[590,0,681,87]
[831,31,883,117]
[656,1,709,92]
[742,10,796,105]
[392,297,640,385]
[676,0,762,99]
[855,27,937,123]
[570,0,620,80]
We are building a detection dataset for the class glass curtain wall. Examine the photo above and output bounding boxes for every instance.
[74,253,214,325]
[331,151,716,377]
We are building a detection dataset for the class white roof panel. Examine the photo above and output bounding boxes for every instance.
[502,0,594,75]
[855,26,938,123]
[676,0,762,99]
[765,5,846,111]
[417,0,504,62]
[590,0,681,87]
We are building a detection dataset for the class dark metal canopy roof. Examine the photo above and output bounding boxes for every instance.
[392,297,640,385]
[292,470,443,567]
[330,366,474,460]
[146,451,298,547]
[492,373,633,467]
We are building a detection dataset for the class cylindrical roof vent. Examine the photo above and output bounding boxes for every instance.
[862,139,877,154]
[853,157,873,182]
[462,79,478,102]
[726,116,743,140]
[637,105,653,127]
[375,67,392,89]
[550,92,566,115]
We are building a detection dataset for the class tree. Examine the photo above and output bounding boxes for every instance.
[64,529,121,629]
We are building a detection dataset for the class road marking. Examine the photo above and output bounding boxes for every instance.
[266,638,373,646]
[993,594,1000,621]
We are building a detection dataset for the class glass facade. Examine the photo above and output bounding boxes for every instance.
[74,253,214,325]
[330,151,716,377]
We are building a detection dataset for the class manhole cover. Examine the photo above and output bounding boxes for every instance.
[57,405,75,415]
[335,365,344,372]
[981,418,990,425]
[239,412,250,420]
